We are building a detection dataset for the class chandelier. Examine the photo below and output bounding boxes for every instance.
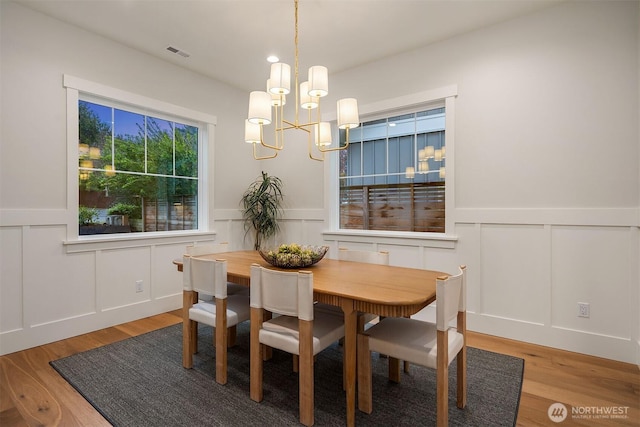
[244,0,359,161]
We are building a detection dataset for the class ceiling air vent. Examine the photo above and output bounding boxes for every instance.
[166,45,190,58]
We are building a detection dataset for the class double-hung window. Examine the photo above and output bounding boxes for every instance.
[332,87,456,237]
[65,76,215,239]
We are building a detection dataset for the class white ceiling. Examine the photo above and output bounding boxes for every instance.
[13,0,563,92]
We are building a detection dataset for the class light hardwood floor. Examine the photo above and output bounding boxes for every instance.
[1,309,638,426]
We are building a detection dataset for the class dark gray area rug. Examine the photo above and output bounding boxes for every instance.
[51,322,523,426]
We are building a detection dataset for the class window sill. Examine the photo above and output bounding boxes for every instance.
[322,230,457,249]
[63,230,217,253]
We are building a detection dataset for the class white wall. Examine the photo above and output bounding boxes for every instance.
[1,1,638,364]
[321,0,639,364]
[0,1,261,354]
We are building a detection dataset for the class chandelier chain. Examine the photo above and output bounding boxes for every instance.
[294,0,299,124]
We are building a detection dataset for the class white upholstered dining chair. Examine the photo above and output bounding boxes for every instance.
[249,264,345,427]
[185,242,248,296]
[183,242,249,354]
[357,265,467,427]
[182,256,250,385]
[337,247,390,265]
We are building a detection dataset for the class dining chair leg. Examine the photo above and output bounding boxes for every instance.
[227,325,237,347]
[436,330,448,427]
[182,319,193,368]
[356,333,373,414]
[182,291,194,369]
[215,298,228,385]
[457,311,467,409]
[262,311,273,361]
[299,319,314,427]
[292,355,318,372]
[388,357,401,383]
[250,307,264,402]
[457,345,467,409]
[191,321,199,354]
[191,292,199,354]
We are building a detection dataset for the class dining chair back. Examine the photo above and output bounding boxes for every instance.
[337,247,389,265]
[184,242,248,297]
[357,265,467,427]
[186,242,230,256]
[182,256,250,385]
[249,264,345,427]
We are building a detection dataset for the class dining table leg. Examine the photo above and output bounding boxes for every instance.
[341,299,357,427]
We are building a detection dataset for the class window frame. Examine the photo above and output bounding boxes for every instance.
[63,75,216,245]
[323,85,458,244]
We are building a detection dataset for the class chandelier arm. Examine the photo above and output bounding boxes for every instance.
[308,149,324,161]
[306,128,324,161]
[280,120,301,130]
[252,142,278,160]
[259,123,284,151]
[317,142,349,152]
[275,103,284,149]
[318,127,351,152]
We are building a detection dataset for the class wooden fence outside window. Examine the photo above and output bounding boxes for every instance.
[340,182,445,233]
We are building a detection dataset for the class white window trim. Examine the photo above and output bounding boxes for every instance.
[323,85,458,243]
[63,75,216,246]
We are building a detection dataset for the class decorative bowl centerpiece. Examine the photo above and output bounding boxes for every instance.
[259,244,329,269]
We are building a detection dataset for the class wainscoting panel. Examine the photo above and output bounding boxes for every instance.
[421,246,462,277]
[0,227,24,332]
[479,224,549,325]
[451,223,482,316]
[150,243,186,300]
[382,244,422,268]
[97,246,152,310]
[278,219,327,249]
[551,225,632,338]
[24,225,97,326]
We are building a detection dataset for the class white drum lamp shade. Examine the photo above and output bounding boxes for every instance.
[300,81,318,109]
[269,63,291,95]
[308,66,328,97]
[248,91,272,125]
[245,119,261,143]
[314,122,332,146]
[337,98,359,130]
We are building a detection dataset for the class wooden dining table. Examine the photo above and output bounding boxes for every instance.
[175,250,445,426]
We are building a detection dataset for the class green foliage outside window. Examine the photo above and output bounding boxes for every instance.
[79,100,199,234]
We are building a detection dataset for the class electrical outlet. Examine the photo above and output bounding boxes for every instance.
[577,302,590,318]
[135,280,143,293]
